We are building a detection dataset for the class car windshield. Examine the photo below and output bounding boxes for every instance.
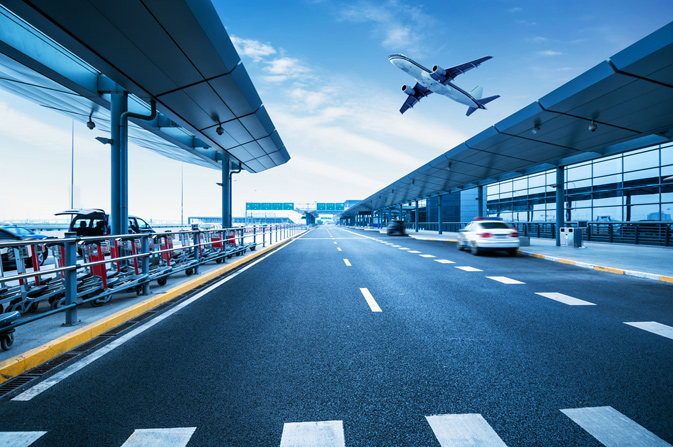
[478,222,511,229]
[2,226,33,237]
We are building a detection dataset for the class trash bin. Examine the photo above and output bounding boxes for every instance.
[560,227,574,246]
[573,228,584,247]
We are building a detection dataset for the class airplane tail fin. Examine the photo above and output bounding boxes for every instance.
[466,94,500,116]
[471,85,483,99]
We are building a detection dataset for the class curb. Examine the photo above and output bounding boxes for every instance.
[518,250,673,284]
[0,233,304,385]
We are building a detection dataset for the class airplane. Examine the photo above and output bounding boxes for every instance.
[389,53,500,116]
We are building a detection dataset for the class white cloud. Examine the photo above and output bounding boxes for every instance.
[509,7,523,13]
[337,1,435,55]
[538,50,562,56]
[230,36,276,62]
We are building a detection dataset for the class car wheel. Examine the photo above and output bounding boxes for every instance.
[508,248,518,257]
[456,239,464,251]
[470,242,481,256]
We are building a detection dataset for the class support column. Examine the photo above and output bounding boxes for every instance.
[222,158,231,228]
[555,166,565,246]
[110,91,127,236]
[477,185,484,217]
[438,195,443,235]
[415,200,419,232]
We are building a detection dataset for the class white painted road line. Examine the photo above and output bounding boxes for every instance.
[561,406,672,447]
[121,428,197,447]
[334,241,337,244]
[390,244,401,248]
[624,322,673,340]
[280,420,345,447]
[337,247,342,251]
[360,288,382,312]
[399,247,409,250]
[420,254,436,258]
[0,431,47,446]
[408,250,421,254]
[536,292,596,306]
[435,259,455,264]
[426,414,507,447]
[343,259,351,266]
[487,276,525,285]
[455,266,483,272]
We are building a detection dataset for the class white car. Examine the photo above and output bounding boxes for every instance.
[457,218,520,256]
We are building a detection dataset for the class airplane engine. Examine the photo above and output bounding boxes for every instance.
[432,65,448,78]
[402,84,415,96]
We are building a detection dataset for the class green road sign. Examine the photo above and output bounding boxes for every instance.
[246,202,294,211]
[317,203,345,211]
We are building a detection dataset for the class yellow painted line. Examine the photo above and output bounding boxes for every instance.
[0,234,302,385]
[660,275,673,283]
[532,253,546,259]
[558,258,576,265]
[594,265,624,274]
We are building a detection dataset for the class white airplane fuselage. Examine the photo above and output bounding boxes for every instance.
[390,55,478,108]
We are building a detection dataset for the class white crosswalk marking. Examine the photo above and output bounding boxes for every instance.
[535,292,595,306]
[487,276,524,284]
[0,432,47,447]
[337,247,342,251]
[121,428,196,447]
[420,254,436,258]
[435,259,455,264]
[408,250,421,253]
[399,247,409,250]
[624,322,673,340]
[561,406,672,447]
[455,266,483,272]
[343,259,351,266]
[280,420,345,447]
[426,414,507,447]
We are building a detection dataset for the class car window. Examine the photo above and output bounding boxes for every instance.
[136,218,150,230]
[479,222,511,229]
[0,229,15,240]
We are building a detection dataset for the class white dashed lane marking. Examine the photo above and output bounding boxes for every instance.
[408,250,421,254]
[360,288,382,312]
[343,259,351,266]
[0,432,47,446]
[561,406,672,447]
[399,247,409,250]
[426,414,506,447]
[420,254,436,258]
[487,276,525,284]
[337,247,342,251]
[121,428,196,447]
[280,420,345,447]
[624,322,673,340]
[455,266,483,272]
[435,259,455,264]
[536,292,595,306]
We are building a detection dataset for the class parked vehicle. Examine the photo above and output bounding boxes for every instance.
[456,217,520,256]
[0,224,49,268]
[386,220,407,236]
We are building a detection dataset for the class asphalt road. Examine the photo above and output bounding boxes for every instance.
[0,226,671,446]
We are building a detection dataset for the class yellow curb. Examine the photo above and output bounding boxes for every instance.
[532,253,546,259]
[0,235,301,385]
[558,258,576,265]
[660,275,673,283]
[594,265,624,274]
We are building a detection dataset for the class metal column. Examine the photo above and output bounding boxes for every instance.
[438,195,443,235]
[222,158,231,228]
[415,201,419,232]
[477,185,484,217]
[555,166,565,246]
[110,91,127,236]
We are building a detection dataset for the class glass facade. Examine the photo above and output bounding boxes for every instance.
[486,142,673,223]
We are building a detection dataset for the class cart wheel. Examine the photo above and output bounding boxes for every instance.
[185,268,194,276]
[28,302,39,313]
[250,246,256,251]
[227,255,233,259]
[236,251,241,257]
[0,334,14,351]
[157,277,167,286]
[136,286,142,296]
[215,258,223,264]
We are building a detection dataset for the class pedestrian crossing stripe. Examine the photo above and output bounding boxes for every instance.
[2,408,669,446]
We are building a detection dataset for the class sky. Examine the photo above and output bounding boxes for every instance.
[1,1,672,223]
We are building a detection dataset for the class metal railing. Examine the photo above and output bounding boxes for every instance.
[0,224,307,350]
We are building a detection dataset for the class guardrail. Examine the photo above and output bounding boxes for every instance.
[394,221,672,247]
[0,224,306,351]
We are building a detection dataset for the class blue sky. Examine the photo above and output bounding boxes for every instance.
[1,1,672,222]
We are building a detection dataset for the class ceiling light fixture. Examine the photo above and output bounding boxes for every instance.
[86,112,95,130]
[588,120,597,132]
[531,125,540,135]
[216,124,224,135]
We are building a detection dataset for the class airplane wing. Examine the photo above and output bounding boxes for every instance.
[400,82,432,114]
[430,56,493,84]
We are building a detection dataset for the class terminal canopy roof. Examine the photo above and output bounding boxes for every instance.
[343,22,673,217]
[0,0,289,173]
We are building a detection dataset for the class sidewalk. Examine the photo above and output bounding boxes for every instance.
[0,231,306,385]
[403,229,673,282]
